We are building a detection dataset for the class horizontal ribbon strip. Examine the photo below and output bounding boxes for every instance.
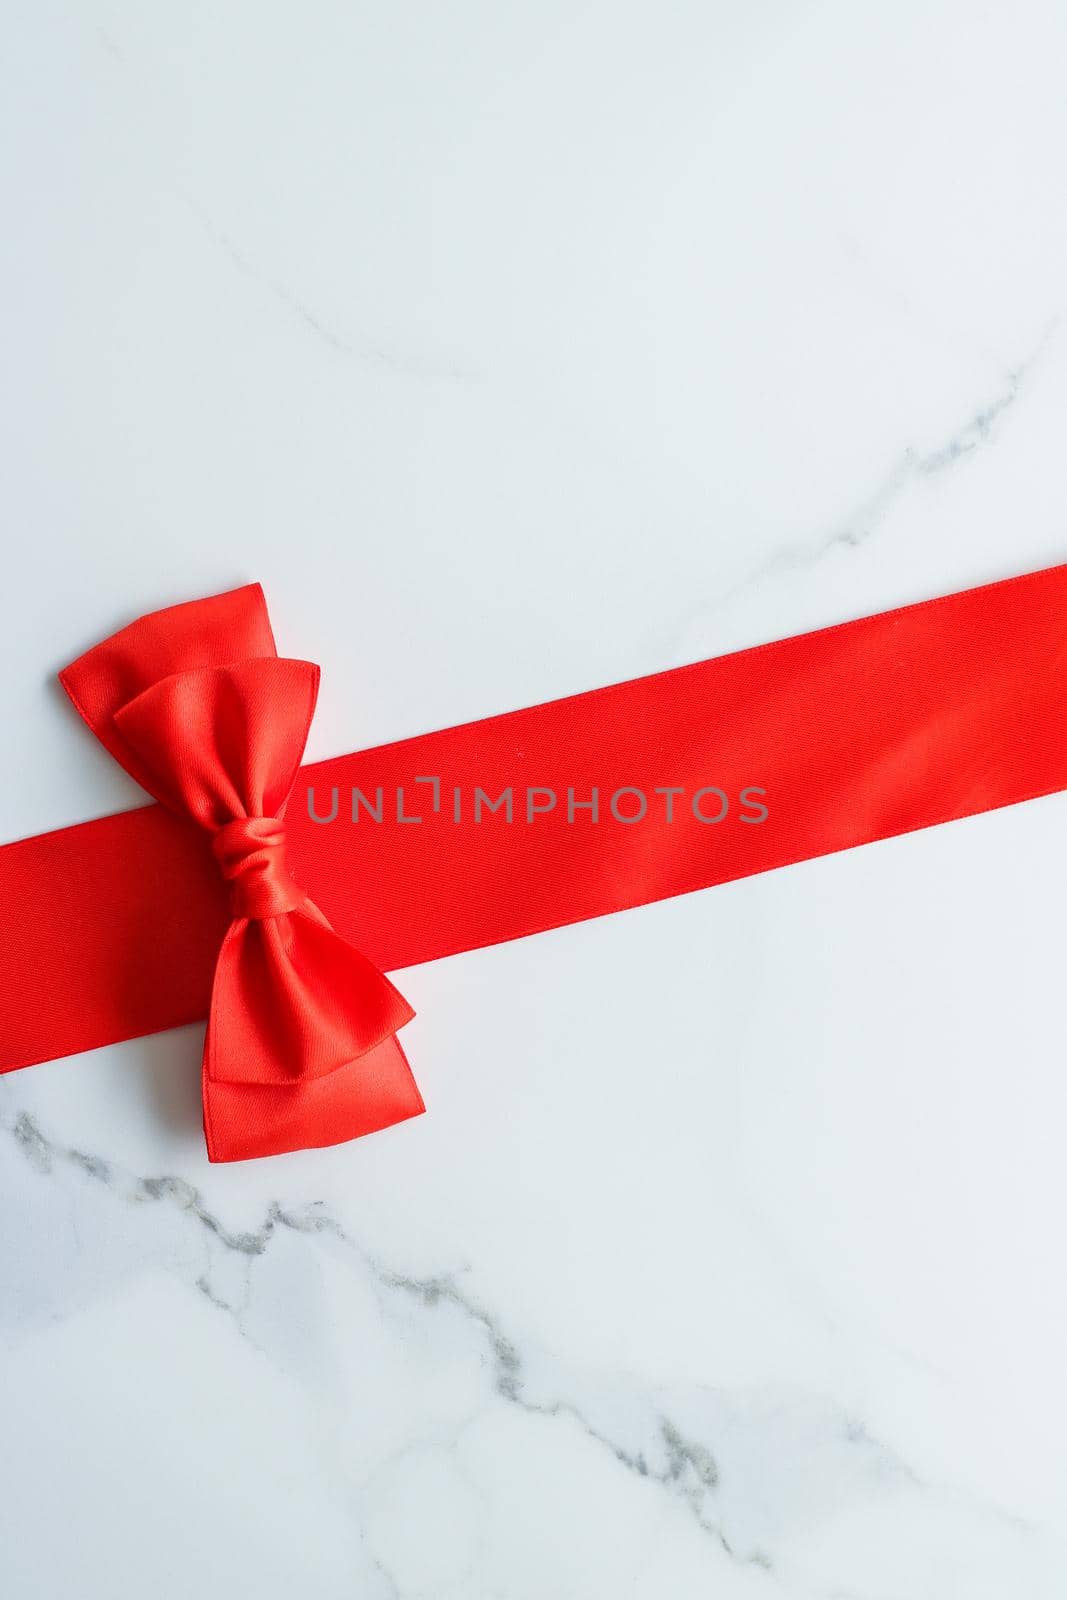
[2,562,1066,1085]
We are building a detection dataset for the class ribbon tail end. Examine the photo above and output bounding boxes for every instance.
[202,1035,425,1163]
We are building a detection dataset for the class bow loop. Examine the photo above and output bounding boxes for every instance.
[111,657,320,829]
[205,913,415,1086]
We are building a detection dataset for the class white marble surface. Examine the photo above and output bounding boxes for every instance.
[3,2,1067,1595]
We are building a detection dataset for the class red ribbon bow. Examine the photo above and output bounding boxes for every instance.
[3,564,1066,1167]
[60,584,424,1163]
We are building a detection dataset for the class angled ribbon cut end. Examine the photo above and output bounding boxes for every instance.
[58,584,424,1163]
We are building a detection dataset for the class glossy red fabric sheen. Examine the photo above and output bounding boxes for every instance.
[1,565,1065,1161]
[55,587,420,1161]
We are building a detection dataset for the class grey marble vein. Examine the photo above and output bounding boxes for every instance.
[178,192,472,382]
[3,1103,1039,1593]
[645,321,1061,669]
[820,325,1055,552]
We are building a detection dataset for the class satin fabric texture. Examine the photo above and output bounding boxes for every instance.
[58,585,422,1161]
[1,563,1065,1160]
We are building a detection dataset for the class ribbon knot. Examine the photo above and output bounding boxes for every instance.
[212,816,304,919]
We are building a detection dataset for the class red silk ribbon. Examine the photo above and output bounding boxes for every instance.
[57,585,421,1160]
[1,565,1065,1161]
